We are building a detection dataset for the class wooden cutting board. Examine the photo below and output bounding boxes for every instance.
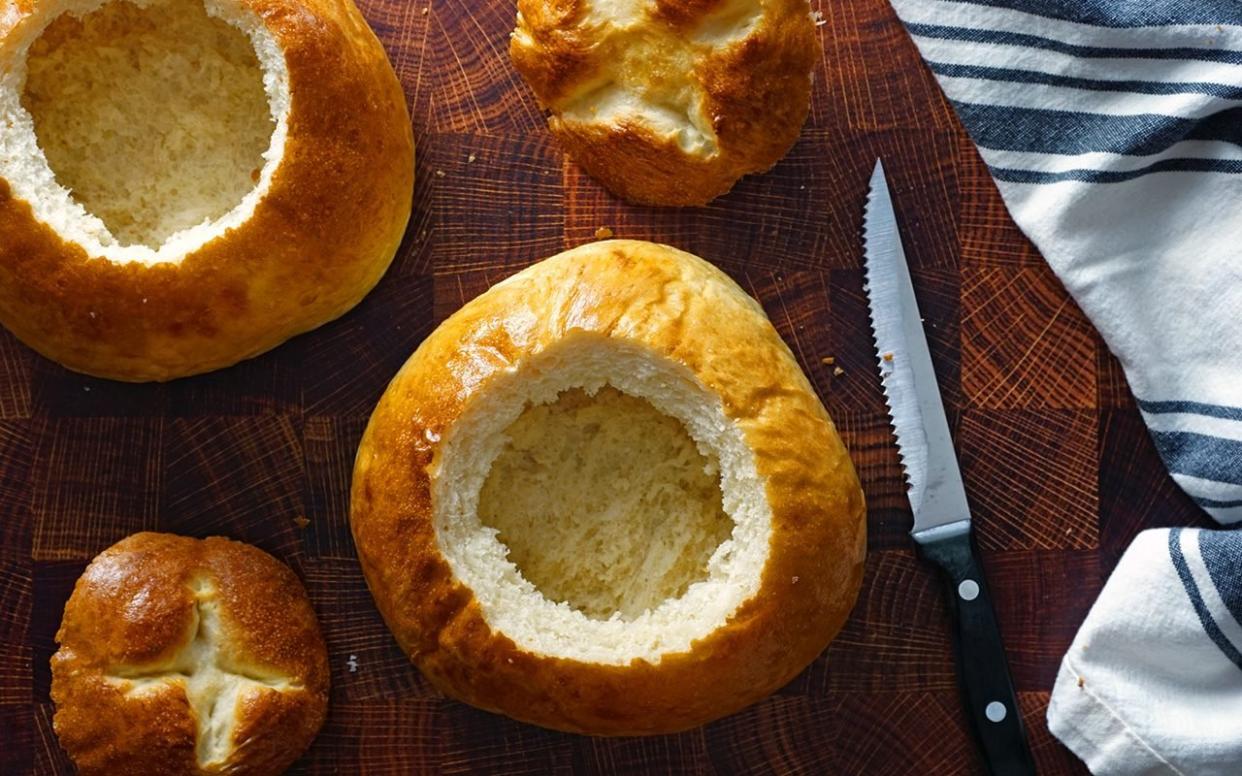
[0,0,1216,773]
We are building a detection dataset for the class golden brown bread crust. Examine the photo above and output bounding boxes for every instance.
[0,0,414,381]
[510,0,819,206]
[351,240,866,735]
[51,532,330,775]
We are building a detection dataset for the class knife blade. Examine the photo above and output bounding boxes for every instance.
[862,161,970,537]
[862,159,1036,776]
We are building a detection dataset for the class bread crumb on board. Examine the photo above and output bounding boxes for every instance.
[293,515,310,528]
[594,226,614,239]
[435,169,445,178]
[821,355,835,365]
[833,366,845,377]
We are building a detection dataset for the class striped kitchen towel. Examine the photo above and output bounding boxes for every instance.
[1047,528,1242,775]
[885,1,1242,773]
[889,0,1242,522]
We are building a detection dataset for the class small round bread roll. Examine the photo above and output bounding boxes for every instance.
[51,532,330,775]
[351,239,866,735]
[510,0,820,206]
[0,0,413,381]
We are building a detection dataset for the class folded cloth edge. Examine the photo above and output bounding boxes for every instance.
[1048,657,1183,776]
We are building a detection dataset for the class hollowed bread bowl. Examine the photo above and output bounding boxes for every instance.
[351,239,866,735]
[0,0,413,381]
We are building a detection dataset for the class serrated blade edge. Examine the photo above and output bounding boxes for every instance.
[862,160,971,535]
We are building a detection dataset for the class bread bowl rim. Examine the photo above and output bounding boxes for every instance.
[430,329,773,665]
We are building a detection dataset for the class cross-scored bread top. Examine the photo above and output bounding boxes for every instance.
[51,533,330,776]
[511,0,820,205]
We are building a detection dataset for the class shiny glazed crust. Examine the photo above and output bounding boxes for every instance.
[351,240,866,735]
[510,0,819,206]
[0,0,414,381]
[50,532,330,775]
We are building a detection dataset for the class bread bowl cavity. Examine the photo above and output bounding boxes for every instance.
[1,0,289,264]
[437,333,772,664]
[479,387,730,621]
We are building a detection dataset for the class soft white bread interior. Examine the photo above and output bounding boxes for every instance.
[351,240,866,735]
[0,0,413,381]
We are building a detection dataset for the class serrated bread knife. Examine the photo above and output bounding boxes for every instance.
[863,160,1036,776]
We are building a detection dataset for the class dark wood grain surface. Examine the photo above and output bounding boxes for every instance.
[0,0,1216,773]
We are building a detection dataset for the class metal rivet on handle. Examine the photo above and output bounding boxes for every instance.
[957,579,980,601]
[985,702,1007,723]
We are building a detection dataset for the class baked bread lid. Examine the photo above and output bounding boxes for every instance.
[51,532,330,775]
[0,0,413,381]
[510,0,820,206]
[351,239,866,735]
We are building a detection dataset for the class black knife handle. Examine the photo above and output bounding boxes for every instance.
[918,523,1037,776]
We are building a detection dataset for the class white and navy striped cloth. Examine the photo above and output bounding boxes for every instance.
[887,1,1242,773]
